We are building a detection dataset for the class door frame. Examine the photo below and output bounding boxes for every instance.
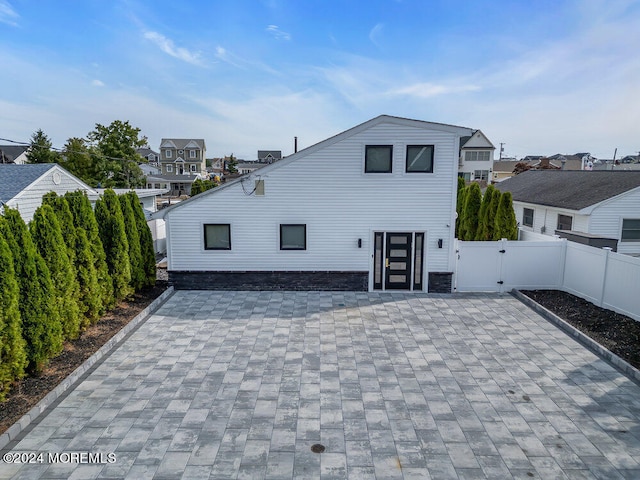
[370,230,426,291]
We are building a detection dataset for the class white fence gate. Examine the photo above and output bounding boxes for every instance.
[454,238,640,321]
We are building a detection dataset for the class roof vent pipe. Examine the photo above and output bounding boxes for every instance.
[294,137,298,153]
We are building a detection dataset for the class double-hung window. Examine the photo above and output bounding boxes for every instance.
[522,208,534,227]
[280,224,306,250]
[365,145,393,173]
[204,224,231,250]
[406,145,434,173]
[190,150,197,159]
[165,149,172,159]
[621,219,640,242]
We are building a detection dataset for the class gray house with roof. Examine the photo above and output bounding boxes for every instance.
[496,170,640,256]
[0,164,98,222]
[0,145,29,165]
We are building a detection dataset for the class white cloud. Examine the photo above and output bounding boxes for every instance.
[390,82,481,98]
[266,25,291,41]
[91,79,105,87]
[143,31,205,66]
[0,0,18,27]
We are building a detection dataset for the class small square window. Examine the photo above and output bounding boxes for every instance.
[280,224,306,250]
[166,164,173,173]
[365,145,392,173]
[406,145,434,173]
[204,224,231,250]
[190,164,197,172]
[523,208,534,227]
[557,214,573,231]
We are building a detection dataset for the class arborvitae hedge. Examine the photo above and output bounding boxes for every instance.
[456,184,468,239]
[30,204,81,340]
[42,192,77,265]
[462,182,482,241]
[494,191,519,240]
[65,191,113,311]
[455,177,465,238]
[0,226,27,400]
[476,185,496,241]
[95,189,132,301]
[119,193,145,291]
[126,192,156,287]
[0,209,62,373]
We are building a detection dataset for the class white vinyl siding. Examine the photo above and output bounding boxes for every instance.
[165,121,465,274]
[590,188,640,255]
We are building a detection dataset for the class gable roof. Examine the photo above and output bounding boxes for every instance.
[154,115,475,219]
[0,163,57,204]
[495,170,640,210]
[160,139,206,150]
[258,150,282,160]
[0,145,29,163]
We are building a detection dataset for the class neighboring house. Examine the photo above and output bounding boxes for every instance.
[492,156,584,183]
[139,162,161,177]
[208,158,224,176]
[236,161,267,175]
[492,160,522,183]
[258,150,282,164]
[0,163,98,222]
[146,174,201,196]
[159,139,206,176]
[495,170,640,256]
[0,145,29,165]
[155,114,485,292]
[458,130,495,183]
[137,147,160,166]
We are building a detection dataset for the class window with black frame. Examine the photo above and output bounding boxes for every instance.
[204,224,231,250]
[406,145,434,173]
[365,145,393,173]
[280,224,306,250]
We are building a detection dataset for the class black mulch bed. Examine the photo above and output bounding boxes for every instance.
[521,289,640,371]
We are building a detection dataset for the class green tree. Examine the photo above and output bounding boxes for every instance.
[61,137,103,187]
[95,189,132,300]
[87,120,147,188]
[475,184,496,241]
[26,129,62,164]
[455,177,466,238]
[191,178,217,196]
[225,154,238,174]
[494,191,519,240]
[65,191,113,311]
[126,192,157,288]
[462,183,482,241]
[30,204,81,340]
[0,209,62,373]
[119,193,144,291]
[45,193,101,325]
[0,227,27,400]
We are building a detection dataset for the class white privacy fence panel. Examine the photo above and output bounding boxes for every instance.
[602,253,640,320]
[455,239,564,293]
[518,229,561,242]
[455,238,640,321]
[562,242,608,305]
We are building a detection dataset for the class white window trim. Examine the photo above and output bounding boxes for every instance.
[166,164,173,173]
[190,164,197,172]
[190,150,197,159]
[165,150,172,159]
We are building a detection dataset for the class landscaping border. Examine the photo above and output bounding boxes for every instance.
[512,289,640,385]
[0,287,175,450]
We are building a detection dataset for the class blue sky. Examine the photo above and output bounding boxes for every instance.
[1,0,639,160]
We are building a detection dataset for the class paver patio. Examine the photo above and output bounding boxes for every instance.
[1,291,640,479]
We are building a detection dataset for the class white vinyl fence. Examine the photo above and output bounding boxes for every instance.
[455,238,640,321]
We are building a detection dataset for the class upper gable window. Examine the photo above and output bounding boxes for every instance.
[465,151,490,162]
[406,145,434,173]
[365,145,393,173]
[165,150,172,159]
[190,150,197,158]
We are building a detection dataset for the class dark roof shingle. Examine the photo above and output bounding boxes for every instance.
[494,170,640,210]
[0,164,57,203]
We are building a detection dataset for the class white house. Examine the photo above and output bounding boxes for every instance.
[458,130,495,183]
[155,115,486,292]
[495,170,640,256]
[0,163,98,222]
